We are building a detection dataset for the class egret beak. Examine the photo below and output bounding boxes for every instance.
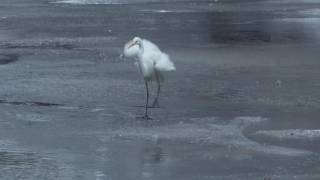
[128,41,136,48]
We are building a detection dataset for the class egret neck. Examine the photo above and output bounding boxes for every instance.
[138,41,144,58]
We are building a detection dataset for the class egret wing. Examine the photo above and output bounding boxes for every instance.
[154,53,176,72]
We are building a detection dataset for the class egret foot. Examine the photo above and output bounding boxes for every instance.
[138,115,152,120]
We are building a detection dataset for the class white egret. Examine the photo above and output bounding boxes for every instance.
[122,37,176,119]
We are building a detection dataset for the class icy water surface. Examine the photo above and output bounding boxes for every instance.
[0,0,320,179]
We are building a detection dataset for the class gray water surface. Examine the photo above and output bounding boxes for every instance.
[0,0,320,179]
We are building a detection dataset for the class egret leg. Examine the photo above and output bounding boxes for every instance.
[143,81,152,120]
[151,82,161,108]
[151,71,161,108]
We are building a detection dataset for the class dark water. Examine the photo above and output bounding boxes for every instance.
[0,0,320,179]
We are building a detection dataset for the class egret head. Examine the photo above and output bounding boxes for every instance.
[123,37,142,58]
[128,37,142,48]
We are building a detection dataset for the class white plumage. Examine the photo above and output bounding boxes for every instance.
[122,37,176,119]
[123,37,175,78]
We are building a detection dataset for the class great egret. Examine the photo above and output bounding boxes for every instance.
[122,37,176,119]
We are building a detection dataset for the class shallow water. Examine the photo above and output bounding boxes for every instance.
[0,0,320,179]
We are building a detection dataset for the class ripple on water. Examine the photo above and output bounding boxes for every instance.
[0,139,77,179]
[0,151,37,168]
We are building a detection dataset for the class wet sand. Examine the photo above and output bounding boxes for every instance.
[0,0,320,179]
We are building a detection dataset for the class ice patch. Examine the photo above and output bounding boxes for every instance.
[255,129,320,140]
[110,117,312,156]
